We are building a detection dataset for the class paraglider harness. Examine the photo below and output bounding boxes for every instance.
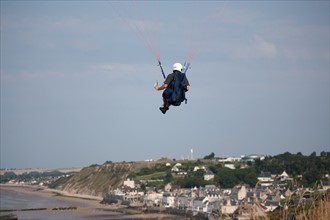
[159,61,189,106]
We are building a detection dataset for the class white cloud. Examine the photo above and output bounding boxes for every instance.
[232,35,277,59]
[254,36,277,58]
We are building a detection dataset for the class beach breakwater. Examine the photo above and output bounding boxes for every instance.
[0,206,77,212]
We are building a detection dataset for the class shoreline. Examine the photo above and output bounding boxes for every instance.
[0,184,188,219]
[0,184,103,201]
[0,184,106,218]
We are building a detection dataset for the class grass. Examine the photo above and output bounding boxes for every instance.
[292,189,330,220]
[135,171,166,181]
[268,189,330,220]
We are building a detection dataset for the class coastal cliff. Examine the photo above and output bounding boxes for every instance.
[49,161,160,197]
[50,162,133,197]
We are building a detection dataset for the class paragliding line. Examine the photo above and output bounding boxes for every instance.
[182,62,190,75]
[158,60,166,79]
[111,1,161,62]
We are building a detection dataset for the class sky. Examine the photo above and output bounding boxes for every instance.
[1,1,329,169]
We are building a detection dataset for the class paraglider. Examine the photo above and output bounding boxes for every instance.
[154,63,190,114]
[111,1,221,113]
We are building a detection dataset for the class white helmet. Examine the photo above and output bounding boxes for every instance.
[172,63,183,72]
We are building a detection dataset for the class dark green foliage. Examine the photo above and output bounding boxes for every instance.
[135,163,170,176]
[203,152,215,160]
[320,151,328,157]
[164,171,173,183]
[210,167,258,189]
[0,170,73,184]
[0,172,17,183]
[174,169,209,188]
[215,168,238,188]
[254,152,330,187]
[235,168,258,187]
[179,160,205,172]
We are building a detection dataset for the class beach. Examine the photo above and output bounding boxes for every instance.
[0,185,187,219]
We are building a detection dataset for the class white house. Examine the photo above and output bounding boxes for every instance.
[144,192,163,206]
[193,166,206,172]
[171,165,180,172]
[218,157,241,162]
[237,185,247,201]
[123,178,135,188]
[204,172,215,181]
[175,163,182,167]
[258,172,273,187]
[164,183,172,192]
[280,171,293,181]
[163,195,176,207]
[225,164,236,170]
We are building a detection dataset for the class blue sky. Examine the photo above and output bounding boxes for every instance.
[1,1,329,169]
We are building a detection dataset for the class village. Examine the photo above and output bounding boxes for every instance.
[102,157,330,219]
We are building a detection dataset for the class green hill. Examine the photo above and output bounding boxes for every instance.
[49,160,164,197]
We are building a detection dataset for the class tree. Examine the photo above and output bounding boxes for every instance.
[251,152,330,187]
[320,151,328,157]
[216,168,238,188]
[0,172,17,183]
[310,152,317,157]
[235,168,258,187]
[204,152,215,160]
[164,171,173,183]
[140,183,146,190]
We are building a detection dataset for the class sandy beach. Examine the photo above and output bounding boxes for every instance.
[0,184,188,219]
[1,184,108,219]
